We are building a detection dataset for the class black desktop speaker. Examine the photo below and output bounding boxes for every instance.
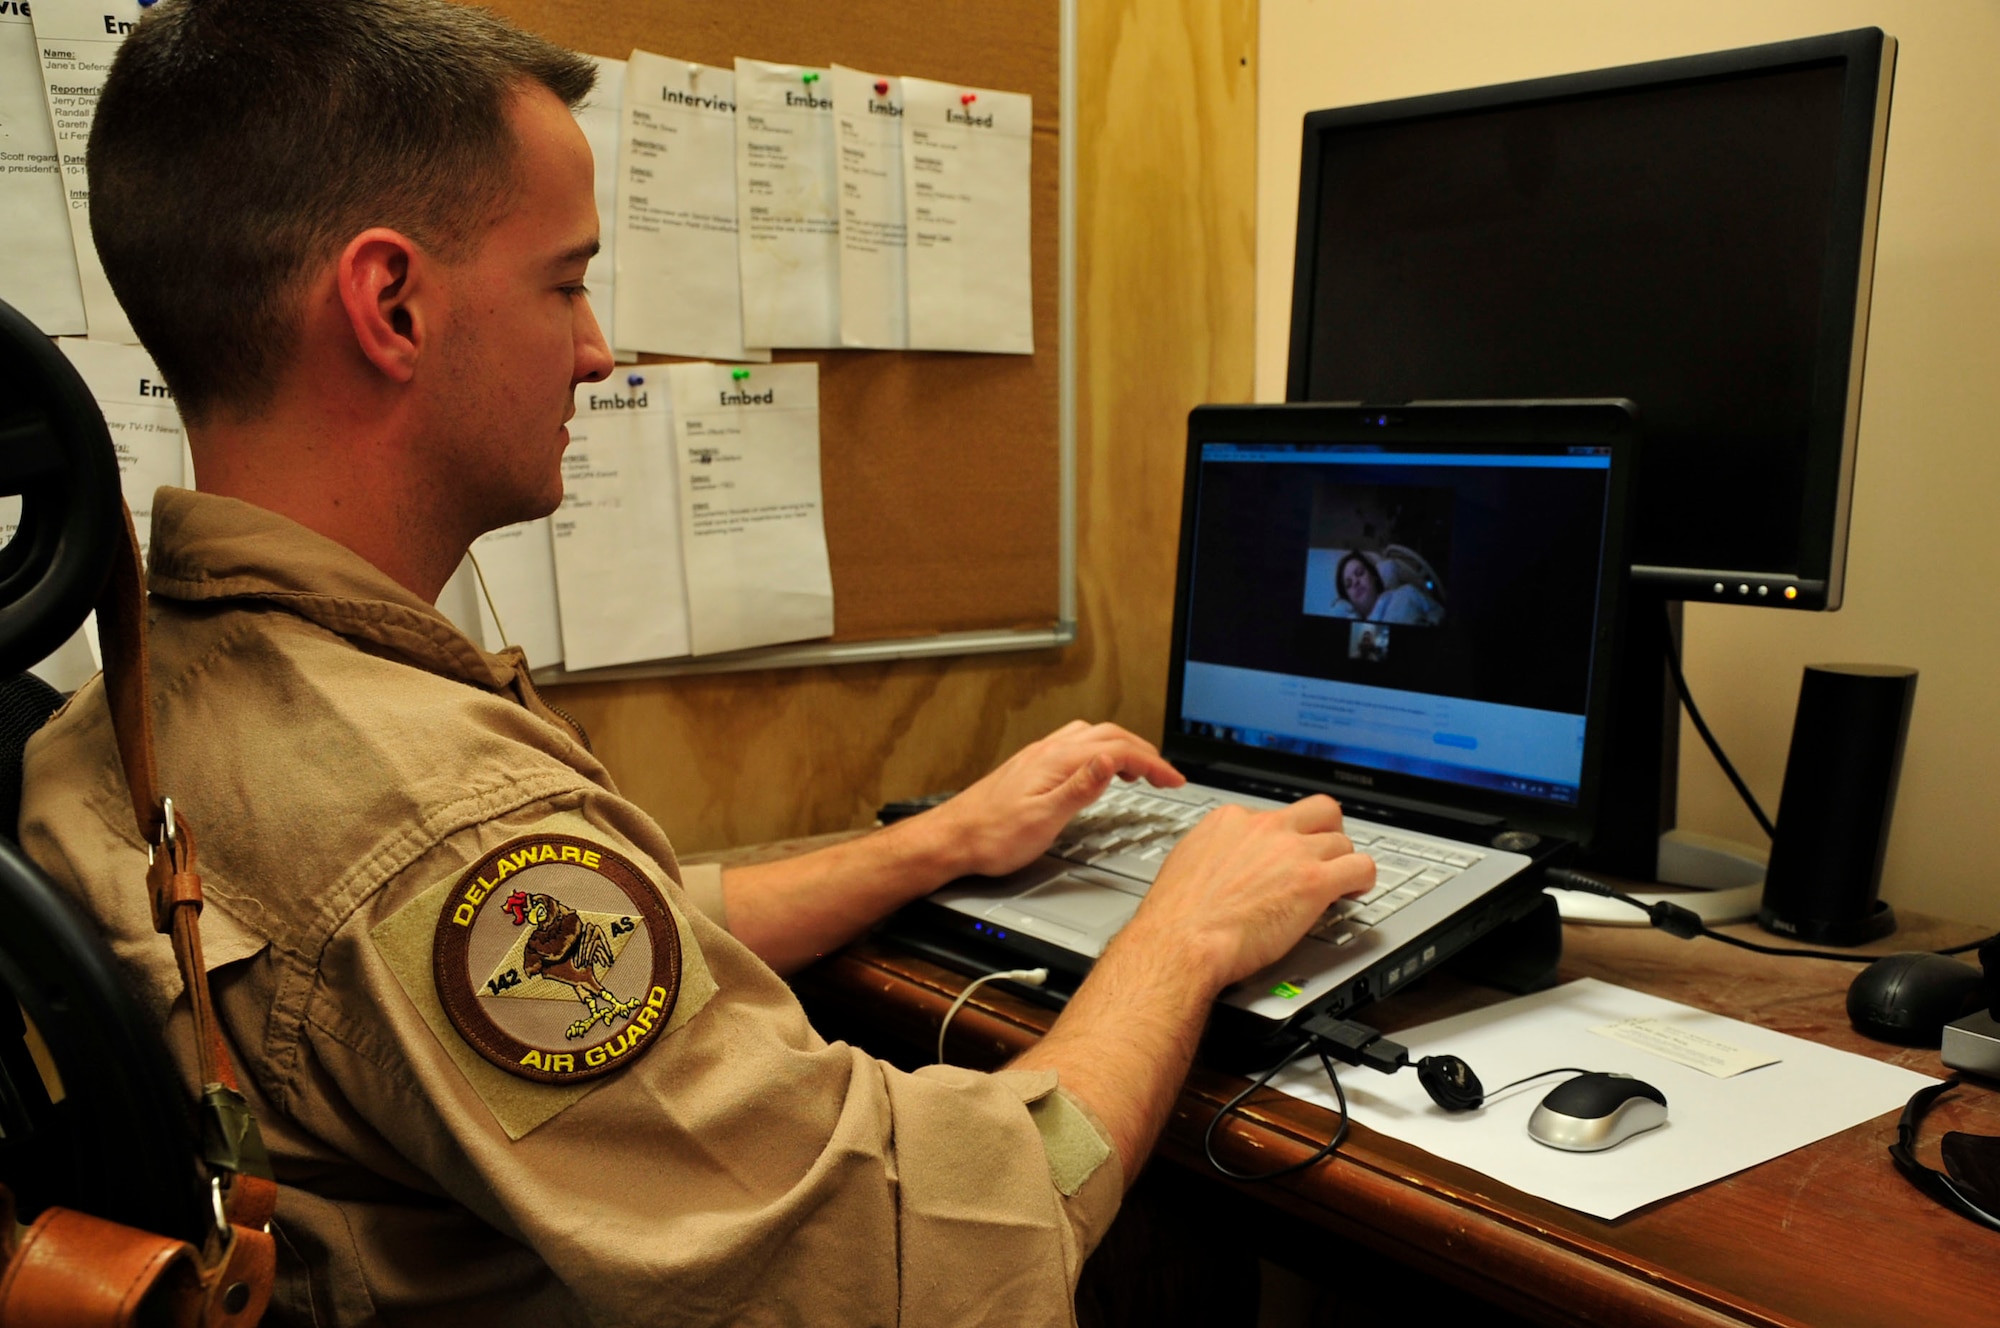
[1759,664,1917,945]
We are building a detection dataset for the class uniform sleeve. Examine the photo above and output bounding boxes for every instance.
[288,789,1121,1327]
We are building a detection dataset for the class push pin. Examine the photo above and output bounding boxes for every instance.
[961,92,978,106]
[626,373,645,388]
[731,369,751,381]
[802,71,820,86]
[874,80,890,97]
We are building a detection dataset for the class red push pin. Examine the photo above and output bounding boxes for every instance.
[961,92,977,106]
[874,80,889,96]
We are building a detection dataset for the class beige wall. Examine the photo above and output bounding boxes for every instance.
[551,3,1260,854]
[1257,1,2000,922]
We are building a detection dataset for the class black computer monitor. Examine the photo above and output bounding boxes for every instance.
[1285,28,1894,611]
[1282,29,1896,876]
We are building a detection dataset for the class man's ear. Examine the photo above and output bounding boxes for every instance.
[336,228,428,384]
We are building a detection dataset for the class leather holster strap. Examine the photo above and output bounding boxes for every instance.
[0,1205,200,1328]
[94,503,163,846]
[91,502,273,1247]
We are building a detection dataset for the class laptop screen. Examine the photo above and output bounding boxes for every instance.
[1173,436,1616,808]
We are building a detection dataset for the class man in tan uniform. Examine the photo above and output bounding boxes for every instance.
[20,0,1373,1322]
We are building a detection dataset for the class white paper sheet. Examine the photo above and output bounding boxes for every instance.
[667,362,832,656]
[900,77,1033,354]
[0,10,85,334]
[54,337,184,555]
[460,519,565,670]
[576,56,625,360]
[732,59,840,349]
[548,372,690,671]
[613,53,768,364]
[29,0,139,343]
[831,65,908,350]
[1269,978,1936,1220]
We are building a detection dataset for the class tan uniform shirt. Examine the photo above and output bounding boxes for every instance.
[20,489,1120,1327]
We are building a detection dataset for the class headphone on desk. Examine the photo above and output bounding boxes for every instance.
[1889,1076,2000,1232]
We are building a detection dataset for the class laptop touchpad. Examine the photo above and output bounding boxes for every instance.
[999,873,1142,931]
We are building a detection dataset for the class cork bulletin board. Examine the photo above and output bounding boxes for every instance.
[484,0,1073,679]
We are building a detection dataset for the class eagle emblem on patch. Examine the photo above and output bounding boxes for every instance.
[432,834,680,1084]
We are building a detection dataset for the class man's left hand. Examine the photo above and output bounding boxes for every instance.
[919,720,1184,880]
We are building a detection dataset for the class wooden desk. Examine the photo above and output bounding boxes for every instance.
[701,838,2000,1328]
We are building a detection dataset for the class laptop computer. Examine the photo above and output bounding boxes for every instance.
[890,401,1637,1051]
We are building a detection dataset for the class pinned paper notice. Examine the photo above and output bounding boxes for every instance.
[613,52,769,363]
[55,337,186,556]
[0,9,86,334]
[575,56,626,361]
[1590,1017,1781,1079]
[549,377,691,671]
[29,0,141,343]
[466,519,565,670]
[900,76,1033,354]
[735,58,840,348]
[831,64,908,349]
[666,361,833,656]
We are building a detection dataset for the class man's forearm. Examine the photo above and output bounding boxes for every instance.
[1007,916,1225,1185]
[722,815,967,974]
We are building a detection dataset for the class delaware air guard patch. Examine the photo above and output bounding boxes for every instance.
[433,834,681,1085]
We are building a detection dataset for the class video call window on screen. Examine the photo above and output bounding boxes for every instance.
[1302,478,1453,639]
[1178,443,1614,803]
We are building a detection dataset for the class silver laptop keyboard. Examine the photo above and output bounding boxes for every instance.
[1048,784,1486,949]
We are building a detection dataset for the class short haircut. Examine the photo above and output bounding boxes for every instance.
[88,0,596,425]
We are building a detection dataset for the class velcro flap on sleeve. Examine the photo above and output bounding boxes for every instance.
[677,861,728,930]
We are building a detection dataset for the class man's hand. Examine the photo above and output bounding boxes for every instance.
[1117,794,1375,992]
[916,720,1185,879]
[1011,793,1373,1180]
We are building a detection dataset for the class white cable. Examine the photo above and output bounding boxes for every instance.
[465,548,511,649]
[937,968,1048,1065]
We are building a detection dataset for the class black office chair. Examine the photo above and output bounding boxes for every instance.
[0,294,211,1247]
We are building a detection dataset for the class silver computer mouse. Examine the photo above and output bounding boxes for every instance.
[1527,1072,1668,1152]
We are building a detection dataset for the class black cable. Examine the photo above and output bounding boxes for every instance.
[1484,1066,1593,1098]
[1203,1040,1349,1182]
[1545,868,2000,963]
[1661,604,1778,840]
[1937,938,1993,956]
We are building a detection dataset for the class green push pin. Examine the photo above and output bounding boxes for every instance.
[732,369,751,381]
[802,71,819,86]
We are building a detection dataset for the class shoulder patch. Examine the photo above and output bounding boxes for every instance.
[432,834,680,1084]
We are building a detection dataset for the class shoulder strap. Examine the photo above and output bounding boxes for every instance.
[91,502,277,1290]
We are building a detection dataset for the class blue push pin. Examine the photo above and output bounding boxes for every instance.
[626,373,645,388]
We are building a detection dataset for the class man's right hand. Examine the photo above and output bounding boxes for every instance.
[1117,795,1375,998]
[1011,793,1374,1183]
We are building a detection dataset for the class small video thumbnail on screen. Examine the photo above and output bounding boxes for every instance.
[1301,481,1452,651]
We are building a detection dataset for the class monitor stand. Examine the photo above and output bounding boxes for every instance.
[1569,597,1766,924]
